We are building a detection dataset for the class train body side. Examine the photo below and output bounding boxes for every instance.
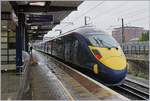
[44,33,94,68]
[34,31,127,85]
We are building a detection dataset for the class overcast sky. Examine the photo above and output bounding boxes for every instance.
[44,1,149,37]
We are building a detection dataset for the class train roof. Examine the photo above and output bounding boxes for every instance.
[43,25,106,43]
[72,25,105,35]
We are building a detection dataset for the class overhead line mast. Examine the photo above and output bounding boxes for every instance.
[122,18,125,45]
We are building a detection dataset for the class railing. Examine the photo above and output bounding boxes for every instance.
[122,41,149,55]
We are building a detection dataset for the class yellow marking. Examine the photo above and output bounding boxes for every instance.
[89,45,127,70]
[93,64,99,74]
[58,79,74,100]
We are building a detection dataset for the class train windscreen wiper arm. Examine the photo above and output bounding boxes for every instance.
[98,39,118,50]
[93,37,104,47]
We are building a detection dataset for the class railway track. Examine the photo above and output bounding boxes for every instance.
[110,79,149,100]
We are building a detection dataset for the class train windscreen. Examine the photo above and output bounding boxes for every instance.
[86,33,119,48]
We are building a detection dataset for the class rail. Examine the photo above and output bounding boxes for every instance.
[110,78,149,100]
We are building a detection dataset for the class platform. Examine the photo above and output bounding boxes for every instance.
[21,50,128,100]
[27,50,97,100]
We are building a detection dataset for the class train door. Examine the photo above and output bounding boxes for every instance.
[64,36,72,62]
[45,42,48,53]
[57,37,64,59]
[64,35,79,63]
[47,41,51,54]
[69,37,74,62]
[62,37,65,60]
[46,43,48,53]
[52,39,57,56]
[72,39,79,64]
[51,40,53,55]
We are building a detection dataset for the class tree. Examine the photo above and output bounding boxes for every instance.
[139,31,149,41]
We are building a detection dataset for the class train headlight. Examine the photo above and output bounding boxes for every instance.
[92,49,102,60]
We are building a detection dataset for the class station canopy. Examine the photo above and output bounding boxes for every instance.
[2,1,82,40]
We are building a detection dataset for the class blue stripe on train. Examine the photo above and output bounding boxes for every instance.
[98,63,127,84]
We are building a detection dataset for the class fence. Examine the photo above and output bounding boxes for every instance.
[122,41,149,55]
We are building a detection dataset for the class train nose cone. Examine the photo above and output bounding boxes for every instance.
[109,69,127,84]
[101,56,128,84]
[100,67,128,84]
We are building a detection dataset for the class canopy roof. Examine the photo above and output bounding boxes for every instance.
[2,1,83,40]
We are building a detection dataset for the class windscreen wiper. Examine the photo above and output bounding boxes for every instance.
[98,39,118,50]
[93,37,104,47]
[94,37,111,49]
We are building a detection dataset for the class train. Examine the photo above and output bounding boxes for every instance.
[33,26,128,85]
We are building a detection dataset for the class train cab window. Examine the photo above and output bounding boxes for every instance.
[86,32,119,48]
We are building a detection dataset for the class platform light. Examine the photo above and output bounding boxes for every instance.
[31,26,38,29]
[29,2,45,6]
[27,23,31,26]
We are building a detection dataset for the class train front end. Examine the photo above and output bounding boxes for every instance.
[86,32,128,84]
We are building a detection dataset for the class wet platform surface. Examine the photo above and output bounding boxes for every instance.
[27,50,128,100]
[29,50,97,100]
[2,50,148,100]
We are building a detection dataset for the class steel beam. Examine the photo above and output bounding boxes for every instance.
[30,36,43,40]
[26,21,60,26]
[28,32,46,35]
[27,29,51,32]
[18,5,77,13]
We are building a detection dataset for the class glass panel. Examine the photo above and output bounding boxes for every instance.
[86,32,119,48]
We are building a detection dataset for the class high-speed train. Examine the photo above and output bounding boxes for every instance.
[34,26,128,85]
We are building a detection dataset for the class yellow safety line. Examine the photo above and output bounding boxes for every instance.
[57,79,74,100]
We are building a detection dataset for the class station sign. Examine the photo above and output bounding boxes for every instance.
[26,15,53,23]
